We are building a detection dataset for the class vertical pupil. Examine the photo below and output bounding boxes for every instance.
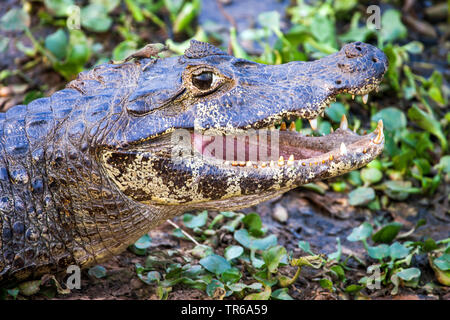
[193,72,213,90]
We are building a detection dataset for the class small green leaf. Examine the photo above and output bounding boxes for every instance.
[360,167,383,185]
[327,237,342,262]
[396,268,420,281]
[183,210,208,229]
[433,254,450,271]
[347,222,373,242]
[367,244,390,260]
[220,267,242,284]
[234,229,277,251]
[44,0,74,17]
[134,234,152,250]
[88,265,107,279]
[263,245,287,273]
[0,8,30,31]
[372,222,402,244]
[348,187,375,206]
[298,240,313,254]
[345,284,363,293]
[199,254,231,275]
[242,212,263,236]
[408,104,447,151]
[380,9,407,43]
[271,288,294,300]
[371,107,406,132]
[81,4,113,32]
[326,102,347,123]
[244,285,271,300]
[224,245,244,261]
[319,278,334,291]
[206,279,224,297]
[389,242,410,260]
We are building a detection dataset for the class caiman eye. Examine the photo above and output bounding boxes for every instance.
[192,72,213,90]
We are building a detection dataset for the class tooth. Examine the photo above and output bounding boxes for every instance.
[224,161,230,165]
[232,161,238,166]
[362,94,369,104]
[309,118,318,131]
[289,122,296,131]
[363,148,367,154]
[321,111,325,117]
[280,122,287,131]
[261,162,267,168]
[278,156,284,166]
[340,142,347,155]
[329,155,334,161]
[270,160,275,167]
[246,161,252,167]
[340,114,348,130]
[330,127,334,133]
[239,161,246,167]
[373,120,384,144]
[287,155,294,165]
[352,94,355,100]
[269,125,275,131]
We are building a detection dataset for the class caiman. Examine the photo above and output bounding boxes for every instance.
[0,40,387,283]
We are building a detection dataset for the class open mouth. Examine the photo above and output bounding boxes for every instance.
[190,92,384,171]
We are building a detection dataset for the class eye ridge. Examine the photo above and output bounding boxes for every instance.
[192,71,213,90]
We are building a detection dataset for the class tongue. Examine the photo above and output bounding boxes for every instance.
[191,132,279,162]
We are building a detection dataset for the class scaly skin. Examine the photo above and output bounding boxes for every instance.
[0,41,387,283]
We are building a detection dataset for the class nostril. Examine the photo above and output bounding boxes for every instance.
[372,57,378,63]
[335,80,342,85]
[355,46,362,52]
[355,42,361,45]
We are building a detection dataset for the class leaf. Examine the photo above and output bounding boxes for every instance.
[348,187,375,206]
[183,210,208,229]
[234,229,277,251]
[0,37,9,54]
[134,234,152,249]
[0,8,30,31]
[271,288,294,300]
[371,107,407,132]
[44,0,74,17]
[345,284,363,293]
[372,222,402,244]
[206,279,225,298]
[262,245,287,273]
[436,155,450,174]
[319,278,334,291]
[326,102,347,123]
[244,285,271,300]
[81,4,113,33]
[360,167,383,185]
[242,212,263,236]
[408,104,447,151]
[380,9,407,43]
[367,244,390,260]
[389,242,410,260]
[91,0,120,12]
[138,271,161,285]
[327,237,342,262]
[44,29,68,60]
[224,245,244,261]
[220,268,242,284]
[347,222,373,242]
[396,268,420,281]
[258,11,281,32]
[199,254,231,275]
[298,240,314,255]
[433,254,450,271]
[88,265,107,279]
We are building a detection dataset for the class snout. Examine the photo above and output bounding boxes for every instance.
[329,42,388,94]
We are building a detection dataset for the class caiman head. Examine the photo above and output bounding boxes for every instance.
[94,40,387,214]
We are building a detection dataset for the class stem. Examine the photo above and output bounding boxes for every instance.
[166,219,200,246]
